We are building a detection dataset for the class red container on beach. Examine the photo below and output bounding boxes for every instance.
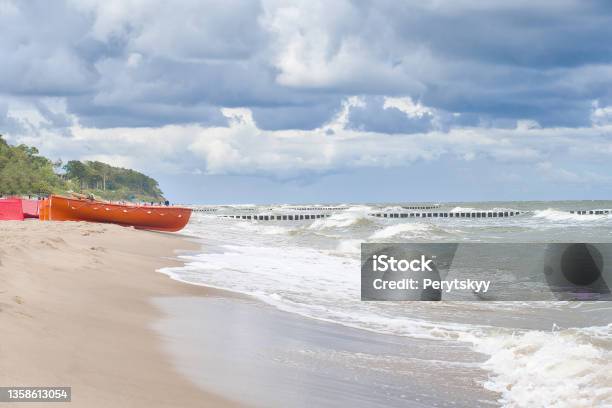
[0,199,25,221]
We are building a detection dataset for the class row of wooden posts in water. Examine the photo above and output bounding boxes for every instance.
[569,210,611,215]
[200,207,612,221]
[193,206,350,213]
[193,205,440,213]
[217,211,523,221]
[199,208,612,221]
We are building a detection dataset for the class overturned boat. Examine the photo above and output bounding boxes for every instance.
[39,195,191,232]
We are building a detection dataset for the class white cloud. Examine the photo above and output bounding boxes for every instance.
[324,96,365,133]
[71,0,264,62]
[0,0,18,17]
[4,96,611,183]
[516,119,541,130]
[383,97,434,118]
[260,0,427,93]
[126,53,143,68]
[591,101,612,126]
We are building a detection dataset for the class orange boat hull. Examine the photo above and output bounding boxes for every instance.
[41,195,191,232]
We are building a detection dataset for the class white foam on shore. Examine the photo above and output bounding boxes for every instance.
[463,327,612,407]
[334,239,362,255]
[159,243,484,341]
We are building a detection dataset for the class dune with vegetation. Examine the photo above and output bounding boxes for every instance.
[0,135,164,202]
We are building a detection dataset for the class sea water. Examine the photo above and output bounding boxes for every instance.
[160,201,612,407]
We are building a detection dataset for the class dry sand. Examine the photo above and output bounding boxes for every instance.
[0,220,238,407]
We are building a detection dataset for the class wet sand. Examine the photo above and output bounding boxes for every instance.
[153,295,502,408]
[0,221,237,407]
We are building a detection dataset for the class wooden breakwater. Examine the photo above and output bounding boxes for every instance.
[219,214,332,220]
[284,207,348,211]
[569,210,611,215]
[215,210,522,221]
[191,207,612,220]
[370,211,521,218]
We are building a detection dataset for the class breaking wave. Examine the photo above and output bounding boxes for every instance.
[369,223,442,240]
[532,208,609,222]
[465,326,612,407]
[308,212,374,230]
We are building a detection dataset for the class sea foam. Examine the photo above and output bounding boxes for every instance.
[465,327,612,407]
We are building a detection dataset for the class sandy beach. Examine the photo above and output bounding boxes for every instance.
[0,221,236,407]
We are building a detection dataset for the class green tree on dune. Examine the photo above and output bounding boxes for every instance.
[0,137,63,195]
[0,135,165,201]
[62,160,164,201]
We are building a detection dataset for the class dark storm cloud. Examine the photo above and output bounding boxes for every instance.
[381,1,612,68]
[2,0,612,130]
[360,0,612,126]
[250,98,343,130]
[346,97,435,134]
[68,95,229,128]
[0,1,97,96]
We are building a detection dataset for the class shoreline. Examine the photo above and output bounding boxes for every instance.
[153,295,501,408]
[0,220,238,407]
[155,231,503,407]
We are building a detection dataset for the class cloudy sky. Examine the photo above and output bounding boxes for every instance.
[2,0,612,203]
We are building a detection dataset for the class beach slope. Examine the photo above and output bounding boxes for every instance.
[0,221,235,407]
